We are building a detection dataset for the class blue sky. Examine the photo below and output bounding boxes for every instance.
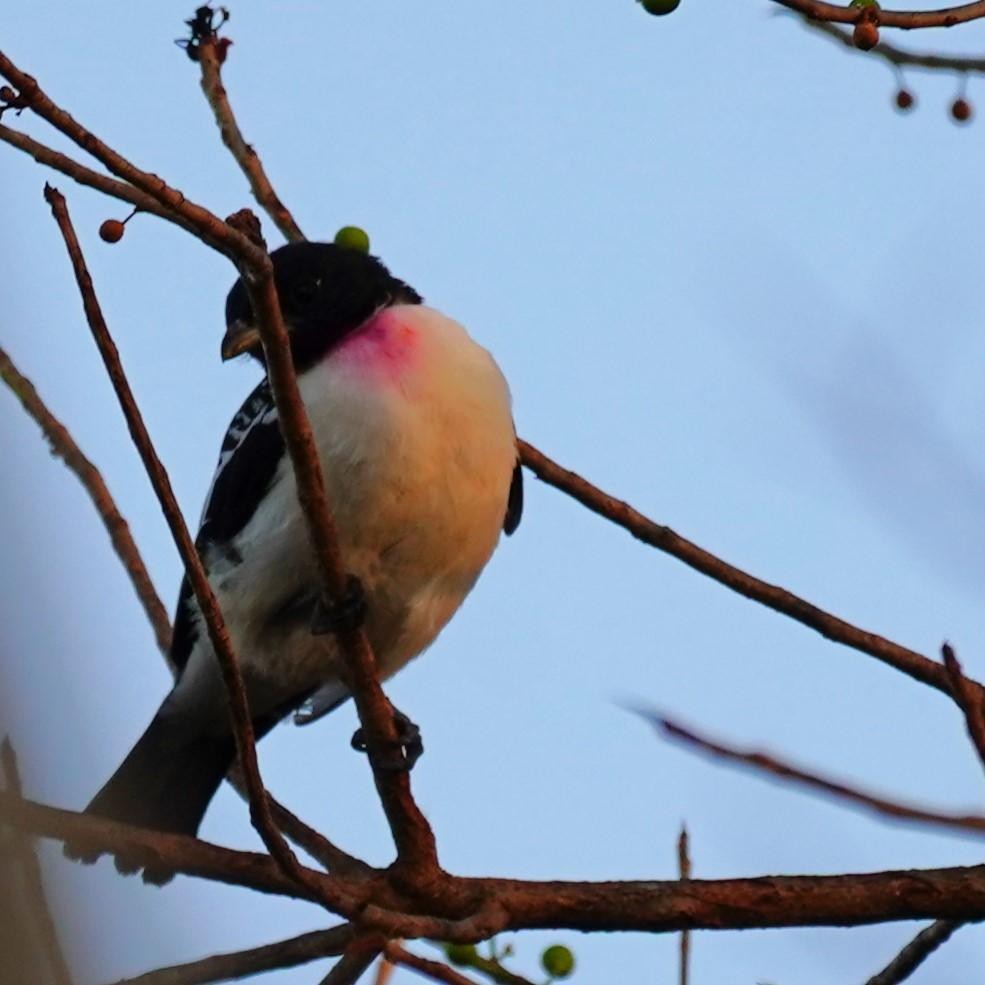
[4,2,985,982]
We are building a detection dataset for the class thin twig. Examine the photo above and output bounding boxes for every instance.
[106,926,354,985]
[317,941,382,985]
[197,38,305,243]
[638,710,985,838]
[518,441,984,704]
[0,125,200,235]
[372,953,397,985]
[0,51,262,262]
[864,920,965,985]
[801,17,985,73]
[0,740,73,985]
[0,346,171,655]
[226,212,438,879]
[769,0,985,29]
[385,946,481,985]
[0,791,361,909]
[43,186,322,900]
[678,825,690,985]
[941,643,985,776]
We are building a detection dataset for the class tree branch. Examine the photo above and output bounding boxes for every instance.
[14,792,985,936]
[769,0,985,29]
[518,441,979,703]
[0,345,172,655]
[43,186,324,899]
[639,711,985,839]
[317,940,382,985]
[0,741,73,985]
[0,51,261,262]
[941,643,985,775]
[225,212,438,881]
[384,946,481,985]
[196,38,305,243]
[864,919,965,985]
[800,17,985,73]
[106,926,353,985]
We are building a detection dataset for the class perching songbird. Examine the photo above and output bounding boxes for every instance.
[76,241,522,861]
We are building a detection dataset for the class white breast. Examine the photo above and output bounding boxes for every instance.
[192,304,516,712]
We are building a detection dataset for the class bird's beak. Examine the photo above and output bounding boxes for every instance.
[221,319,262,361]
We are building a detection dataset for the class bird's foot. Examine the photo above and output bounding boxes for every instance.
[311,575,367,636]
[351,708,424,772]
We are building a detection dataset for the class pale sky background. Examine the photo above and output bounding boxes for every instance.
[4,2,985,983]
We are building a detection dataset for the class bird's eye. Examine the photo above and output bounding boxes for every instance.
[292,277,320,305]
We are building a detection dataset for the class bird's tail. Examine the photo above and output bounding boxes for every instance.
[66,710,236,882]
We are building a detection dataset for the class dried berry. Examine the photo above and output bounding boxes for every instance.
[853,19,879,50]
[951,97,973,123]
[99,219,126,244]
[894,89,914,112]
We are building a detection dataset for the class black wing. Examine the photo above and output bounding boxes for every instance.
[170,379,285,672]
[503,461,523,535]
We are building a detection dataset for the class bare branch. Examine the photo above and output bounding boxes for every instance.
[384,946,481,985]
[0,741,73,985]
[15,791,985,935]
[864,920,966,985]
[0,345,172,655]
[197,38,305,243]
[769,0,985,29]
[42,186,322,898]
[941,643,985,775]
[641,711,985,839]
[678,825,690,985]
[107,926,353,985]
[317,941,382,985]
[518,441,982,703]
[801,17,985,73]
[0,125,200,236]
[225,212,438,878]
[0,51,261,261]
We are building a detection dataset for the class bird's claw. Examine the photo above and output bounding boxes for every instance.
[311,575,367,635]
[351,709,424,772]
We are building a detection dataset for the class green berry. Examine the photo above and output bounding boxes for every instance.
[639,0,681,15]
[444,943,478,967]
[542,944,575,978]
[334,225,371,253]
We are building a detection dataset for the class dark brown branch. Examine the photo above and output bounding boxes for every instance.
[107,926,354,985]
[197,38,305,243]
[43,186,324,900]
[0,741,73,985]
[230,215,438,880]
[0,345,172,655]
[0,51,263,263]
[384,946,481,985]
[678,825,690,985]
[770,0,985,29]
[802,17,985,72]
[942,644,985,776]
[643,711,985,839]
[317,940,382,985]
[864,920,965,985]
[518,441,977,703]
[0,125,202,237]
[16,792,985,936]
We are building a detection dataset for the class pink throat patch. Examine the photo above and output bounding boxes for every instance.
[336,307,420,382]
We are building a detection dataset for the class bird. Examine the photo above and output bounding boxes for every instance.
[71,241,522,874]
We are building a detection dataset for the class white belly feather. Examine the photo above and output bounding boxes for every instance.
[177,305,515,719]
